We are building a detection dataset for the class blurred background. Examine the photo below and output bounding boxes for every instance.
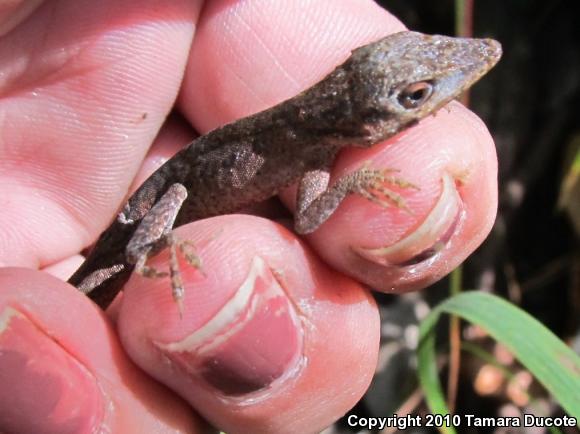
[327,1,580,433]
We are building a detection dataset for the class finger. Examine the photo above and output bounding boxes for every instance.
[129,113,197,190]
[298,103,498,292]
[117,215,380,434]
[0,0,200,268]
[177,0,497,293]
[180,0,403,130]
[0,268,209,433]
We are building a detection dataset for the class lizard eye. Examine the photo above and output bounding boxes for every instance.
[397,81,434,109]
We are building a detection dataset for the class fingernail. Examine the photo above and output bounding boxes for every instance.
[157,256,304,397]
[353,172,461,266]
[0,0,44,37]
[0,307,103,434]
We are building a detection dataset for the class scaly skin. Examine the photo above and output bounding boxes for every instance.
[68,31,502,309]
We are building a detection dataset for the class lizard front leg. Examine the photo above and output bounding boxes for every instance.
[294,164,417,234]
[125,183,202,309]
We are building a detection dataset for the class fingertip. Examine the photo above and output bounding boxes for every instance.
[0,302,104,434]
[299,102,498,292]
[118,215,379,434]
[0,268,204,434]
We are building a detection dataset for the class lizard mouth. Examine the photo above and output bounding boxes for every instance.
[353,172,461,266]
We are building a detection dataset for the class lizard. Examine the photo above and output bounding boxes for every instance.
[68,31,502,310]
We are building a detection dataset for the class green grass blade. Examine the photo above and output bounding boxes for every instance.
[418,292,580,425]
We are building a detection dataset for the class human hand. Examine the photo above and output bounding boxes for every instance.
[0,1,497,433]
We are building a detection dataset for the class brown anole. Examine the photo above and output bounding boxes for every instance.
[68,31,502,309]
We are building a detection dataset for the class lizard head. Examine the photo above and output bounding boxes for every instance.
[343,31,502,144]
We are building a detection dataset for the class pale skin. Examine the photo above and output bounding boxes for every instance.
[0,1,498,433]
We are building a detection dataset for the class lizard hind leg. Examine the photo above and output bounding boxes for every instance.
[126,183,197,310]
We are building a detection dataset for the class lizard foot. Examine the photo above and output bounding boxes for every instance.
[132,234,204,316]
[354,166,418,213]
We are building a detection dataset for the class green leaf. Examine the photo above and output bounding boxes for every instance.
[418,291,580,432]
